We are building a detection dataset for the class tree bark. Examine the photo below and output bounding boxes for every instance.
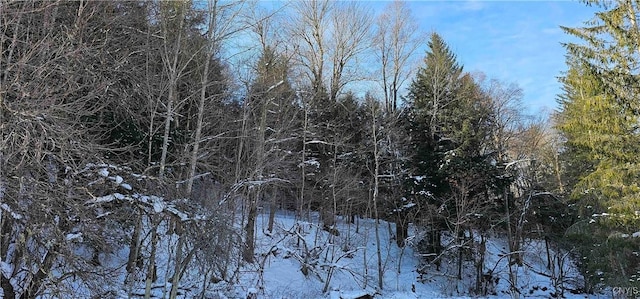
[371,101,384,290]
[243,193,257,263]
[268,188,276,233]
[126,209,142,275]
[395,216,408,248]
[159,3,186,179]
[21,245,58,299]
[144,218,159,299]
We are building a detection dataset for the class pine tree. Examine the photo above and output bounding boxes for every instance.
[556,57,640,289]
[559,0,640,226]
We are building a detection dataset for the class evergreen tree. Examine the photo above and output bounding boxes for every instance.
[561,0,640,115]
[560,1,640,227]
[405,33,500,264]
[405,33,463,200]
[557,57,640,220]
[556,59,640,288]
[558,1,640,287]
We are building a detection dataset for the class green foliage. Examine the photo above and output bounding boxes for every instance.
[557,1,640,288]
[558,37,640,229]
[561,0,640,113]
[404,33,505,237]
[405,33,463,198]
[564,222,640,292]
[557,60,639,164]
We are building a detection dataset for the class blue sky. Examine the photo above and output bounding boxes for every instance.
[397,0,599,114]
[250,1,600,114]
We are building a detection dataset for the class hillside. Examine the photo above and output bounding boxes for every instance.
[50,207,606,299]
[227,211,598,299]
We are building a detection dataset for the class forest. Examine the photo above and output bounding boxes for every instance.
[0,0,639,298]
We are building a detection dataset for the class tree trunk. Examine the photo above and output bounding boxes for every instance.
[126,210,142,275]
[144,218,159,299]
[395,216,408,248]
[371,103,384,290]
[169,228,184,299]
[159,4,186,178]
[170,221,195,299]
[21,245,58,299]
[475,233,486,295]
[243,191,258,263]
[1,272,15,299]
[268,188,276,233]
[299,104,309,220]
[457,230,463,280]
[186,0,217,195]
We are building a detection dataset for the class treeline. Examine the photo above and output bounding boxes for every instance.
[0,0,631,298]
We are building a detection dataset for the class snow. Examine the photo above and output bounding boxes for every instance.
[164,206,189,221]
[87,194,120,204]
[411,175,425,182]
[306,140,333,145]
[300,158,321,169]
[0,160,616,298]
[228,212,601,299]
[65,232,83,242]
[417,190,432,196]
[0,261,13,278]
[0,203,23,220]
[98,168,109,177]
[32,197,609,299]
[404,203,416,209]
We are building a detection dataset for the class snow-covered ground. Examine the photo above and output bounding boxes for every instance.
[26,205,612,299]
[222,211,601,299]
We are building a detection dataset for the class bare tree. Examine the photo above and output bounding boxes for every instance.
[157,1,187,179]
[0,2,159,297]
[186,0,248,195]
[327,2,373,102]
[368,97,385,290]
[476,74,525,163]
[476,74,527,269]
[288,0,372,101]
[288,0,332,97]
[375,0,423,112]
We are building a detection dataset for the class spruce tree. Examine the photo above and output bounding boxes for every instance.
[561,0,640,115]
[558,1,640,286]
[560,0,640,226]
[405,33,499,262]
[405,33,463,200]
